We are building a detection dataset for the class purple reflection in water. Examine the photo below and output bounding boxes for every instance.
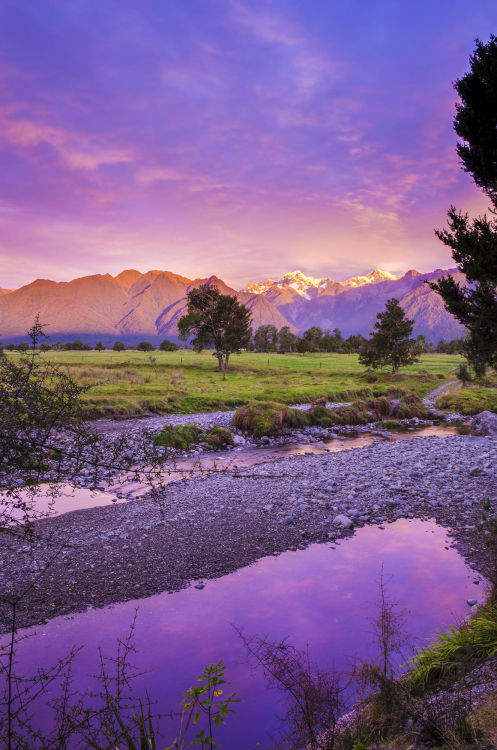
[6,519,484,748]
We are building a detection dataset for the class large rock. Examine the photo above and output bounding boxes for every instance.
[333,514,354,529]
[470,411,497,437]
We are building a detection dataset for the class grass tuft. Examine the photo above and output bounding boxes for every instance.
[154,424,234,450]
[232,401,311,437]
[409,604,497,691]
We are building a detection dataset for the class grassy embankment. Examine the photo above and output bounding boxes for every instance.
[6,350,462,417]
[347,604,497,748]
[436,374,497,415]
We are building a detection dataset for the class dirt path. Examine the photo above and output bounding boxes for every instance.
[422,379,461,407]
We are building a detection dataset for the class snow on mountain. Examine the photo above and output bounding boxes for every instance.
[340,269,400,288]
[243,279,276,295]
[242,269,401,298]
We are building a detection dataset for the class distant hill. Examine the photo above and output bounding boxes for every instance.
[0,267,464,344]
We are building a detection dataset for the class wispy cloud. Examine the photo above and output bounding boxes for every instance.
[0,106,134,170]
[0,0,494,287]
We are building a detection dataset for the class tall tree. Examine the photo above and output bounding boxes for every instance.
[278,326,298,353]
[178,286,252,379]
[359,298,419,374]
[453,35,497,201]
[159,338,179,351]
[253,324,278,352]
[302,326,323,352]
[430,36,497,370]
[322,328,344,352]
[137,341,155,351]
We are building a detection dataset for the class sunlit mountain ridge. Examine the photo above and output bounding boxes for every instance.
[0,267,462,344]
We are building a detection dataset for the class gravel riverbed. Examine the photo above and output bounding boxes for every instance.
[0,433,495,634]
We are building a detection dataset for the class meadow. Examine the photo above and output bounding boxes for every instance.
[8,350,463,417]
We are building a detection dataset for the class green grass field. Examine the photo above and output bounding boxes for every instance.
[7,350,463,417]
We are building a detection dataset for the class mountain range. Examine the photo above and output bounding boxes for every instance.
[0,268,464,344]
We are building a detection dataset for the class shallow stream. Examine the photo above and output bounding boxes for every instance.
[14,424,459,517]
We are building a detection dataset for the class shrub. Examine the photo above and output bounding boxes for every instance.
[154,424,235,451]
[204,426,234,449]
[287,409,312,429]
[366,396,391,418]
[154,424,204,449]
[393,392,428,419]
[457,423,471,435]
[311,396,327,407]
[333,402,372,425]
[308,405,339,428]
[386,387,407,398]
[233,401,291,437]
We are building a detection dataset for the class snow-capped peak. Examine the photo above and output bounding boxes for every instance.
[241,268,401,297]
[279,270,322,298]
[341,269,400,288]
[242,279,275,295]
[242,270,322,298]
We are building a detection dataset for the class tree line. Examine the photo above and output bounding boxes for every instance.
[251,323,464,355]
[1,338,180,352]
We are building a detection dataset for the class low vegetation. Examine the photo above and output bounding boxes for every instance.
[375,419,404,430]
[437,383,497,414]
[4,350,460,417]
[232,392,432,436]
[154,424,234,450]
[232,401,310,437]
[408,604,497,692]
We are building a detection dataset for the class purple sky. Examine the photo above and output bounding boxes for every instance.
[1,0,496,289]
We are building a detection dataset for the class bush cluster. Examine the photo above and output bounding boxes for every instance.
[232,393,431,437]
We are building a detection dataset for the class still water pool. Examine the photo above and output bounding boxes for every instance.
[8,518,484,748]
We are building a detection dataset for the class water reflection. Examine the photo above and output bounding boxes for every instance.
[8,519,484,749]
